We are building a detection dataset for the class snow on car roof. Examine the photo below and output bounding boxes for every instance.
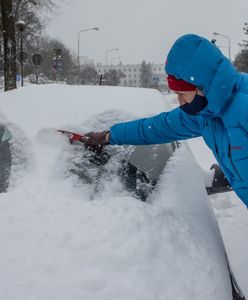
[0,84,170,138]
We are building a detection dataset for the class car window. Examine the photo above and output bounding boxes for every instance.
[121,142,177,200]
[0,125,12,193]
[67,141,177,202]
[62,109,178,202]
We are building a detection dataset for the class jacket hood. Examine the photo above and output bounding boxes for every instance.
[165,34,240,117]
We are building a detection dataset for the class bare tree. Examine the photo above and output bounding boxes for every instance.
[103,69,125,86]
[0,0,17,91]
[234,49,248,72]
[79,65,99,85]
[24,36,77,84]
[140,60,152,88]
[234,22,248,72]
[1,0,57,54]
[12,0,57,47]
[239,22,248,48]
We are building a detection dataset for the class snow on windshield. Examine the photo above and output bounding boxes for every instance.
[0,85,232,299]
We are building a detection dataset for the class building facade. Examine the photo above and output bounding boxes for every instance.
[95,63,167,89]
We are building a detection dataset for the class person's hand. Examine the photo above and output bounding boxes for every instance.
[80,131,110,153]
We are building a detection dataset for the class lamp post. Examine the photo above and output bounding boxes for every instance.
[16,20,26,87]
[77,27,99,85]
[105,48,119,71]
[213,32,231,60]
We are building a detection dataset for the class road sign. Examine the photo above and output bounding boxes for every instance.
[16,51,28,64]
[32,53,43,66]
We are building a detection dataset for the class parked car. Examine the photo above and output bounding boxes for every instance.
[0,85,244,300]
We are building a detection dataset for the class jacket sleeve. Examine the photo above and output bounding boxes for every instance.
[109,107,201,145]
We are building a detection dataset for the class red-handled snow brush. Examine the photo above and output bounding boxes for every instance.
[57,130,88,144]
[58,129,110,165]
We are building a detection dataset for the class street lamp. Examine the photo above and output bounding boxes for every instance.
[77,27,99,85]
[16,20,26,87]
[111,56,121,66]
[213,32,231,60]
[105,48,119,71]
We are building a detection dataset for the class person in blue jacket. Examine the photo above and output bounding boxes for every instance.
[82,34,248,207]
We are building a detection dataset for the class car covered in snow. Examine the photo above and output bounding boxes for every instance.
[0,85,244,300]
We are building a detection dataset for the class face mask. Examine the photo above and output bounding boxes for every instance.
[180,94,208,115]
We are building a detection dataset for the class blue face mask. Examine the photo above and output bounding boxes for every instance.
[180,94,208,115]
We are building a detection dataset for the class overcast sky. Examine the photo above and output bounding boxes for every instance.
[46,0,248,65]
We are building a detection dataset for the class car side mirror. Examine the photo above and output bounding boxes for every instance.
[0,126,11,142]
[206,164,232,195]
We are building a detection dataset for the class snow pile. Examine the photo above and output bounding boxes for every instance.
[0,85,233,299]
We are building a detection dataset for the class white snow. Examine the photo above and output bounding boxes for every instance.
[0,85,239,299]
[0,85,170,139]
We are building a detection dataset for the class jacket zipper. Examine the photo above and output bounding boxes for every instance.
[228,144,243,181]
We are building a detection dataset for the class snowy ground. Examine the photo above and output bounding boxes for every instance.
[0,85,245,299]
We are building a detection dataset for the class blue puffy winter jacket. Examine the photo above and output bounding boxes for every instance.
[110,34,248,207]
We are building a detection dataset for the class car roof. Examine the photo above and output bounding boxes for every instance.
[0,85,171,138]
